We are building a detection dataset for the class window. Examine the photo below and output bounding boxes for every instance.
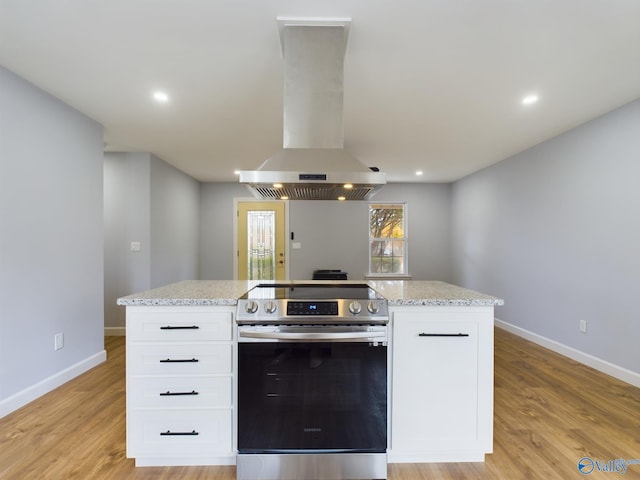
[369,203,407,275]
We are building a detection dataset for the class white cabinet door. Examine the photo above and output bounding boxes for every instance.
[390,308,493,462]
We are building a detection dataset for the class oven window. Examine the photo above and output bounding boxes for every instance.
[238,342,387,453]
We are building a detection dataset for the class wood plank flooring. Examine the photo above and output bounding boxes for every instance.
[1,329,638,479]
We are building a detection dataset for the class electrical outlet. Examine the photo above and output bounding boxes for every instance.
[54,332,64,351]
[579,319,587,333]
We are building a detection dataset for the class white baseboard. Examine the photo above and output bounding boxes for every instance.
[104,326,125,336]
[495,318,640,388]
[0,350,107,419]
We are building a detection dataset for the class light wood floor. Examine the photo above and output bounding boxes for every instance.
[1,329,638,479]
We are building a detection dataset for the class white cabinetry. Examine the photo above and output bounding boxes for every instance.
[389,306,494,463]
[126,306,235,466]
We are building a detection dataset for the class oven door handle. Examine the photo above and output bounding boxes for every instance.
[238,330,387,342]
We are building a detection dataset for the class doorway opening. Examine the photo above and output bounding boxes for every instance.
[236,200,287,280]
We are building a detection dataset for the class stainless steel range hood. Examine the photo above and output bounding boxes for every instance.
[239,17,386,200]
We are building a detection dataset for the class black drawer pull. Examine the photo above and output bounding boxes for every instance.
[160,325,200,330]
[159,358,199,363]
[418,333,469,337]
[160,390,199,396]
[160,430,199,436]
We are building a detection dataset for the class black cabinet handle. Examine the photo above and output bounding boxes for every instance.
[160,430,199,436]
[159,358,199,363]
[160,325,200,330]
[160,390,199,396]
[418,333,469,337]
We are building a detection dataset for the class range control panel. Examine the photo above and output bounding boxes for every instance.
[236,298,389,325]
[287,301,339,316]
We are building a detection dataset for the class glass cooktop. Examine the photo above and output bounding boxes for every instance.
[239,283,380,300]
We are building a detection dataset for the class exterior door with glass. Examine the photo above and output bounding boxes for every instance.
[237,201,286,280]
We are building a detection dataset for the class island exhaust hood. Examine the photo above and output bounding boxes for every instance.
[239,17,386,200]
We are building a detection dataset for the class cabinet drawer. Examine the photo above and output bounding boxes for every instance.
[127,309,232,342]
[128,343,232,375]
[128,409,232,457]
[128,376,232,409]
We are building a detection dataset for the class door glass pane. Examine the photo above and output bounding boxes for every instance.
[247,210,275,280]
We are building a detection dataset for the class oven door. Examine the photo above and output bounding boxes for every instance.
[238,328,387,454]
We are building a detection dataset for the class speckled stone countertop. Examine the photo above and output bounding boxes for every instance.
[368,280,503,306]
[116,280,260,306]
[117,280,503,307]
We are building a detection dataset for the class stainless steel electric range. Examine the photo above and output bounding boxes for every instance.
[236,283,389,480]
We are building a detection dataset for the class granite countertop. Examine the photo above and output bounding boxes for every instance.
[117,280,503,307]
[116,280,260,306]
[368,280,504,306]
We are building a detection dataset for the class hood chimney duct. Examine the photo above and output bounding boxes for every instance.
[282,23,345,149]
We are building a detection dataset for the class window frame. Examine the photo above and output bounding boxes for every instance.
[368,202,408,276]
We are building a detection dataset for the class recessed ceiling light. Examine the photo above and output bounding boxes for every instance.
[280,196,289,200]
[416,170,423,176]
[338,196,346,201]
[152,91,169,103]
[522,94,539,105]
[234,170,241,175]
[343,183,353,189]
[273,183,283,189]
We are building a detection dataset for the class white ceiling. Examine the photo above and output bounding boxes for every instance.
[1,0,639,183]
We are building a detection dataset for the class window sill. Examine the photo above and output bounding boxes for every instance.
[364,274,413,280]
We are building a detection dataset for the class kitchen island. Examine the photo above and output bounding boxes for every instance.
[118,280,503,467]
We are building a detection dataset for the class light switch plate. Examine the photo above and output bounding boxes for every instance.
[130,241,141,252]
[54,332,64,351]
[579,319,587,333]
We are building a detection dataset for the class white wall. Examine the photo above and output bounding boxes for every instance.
[103,153,151,329]
[287,183,452,280]
[103,152,200,329]
[0,66,105,414]
[289,200,369,280]
[451,99,640,376]
[150,155,200,287]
